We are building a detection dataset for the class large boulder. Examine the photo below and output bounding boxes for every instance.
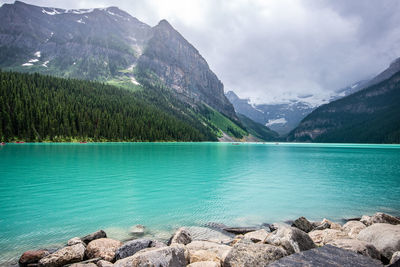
[19,250,50,267]
[243,229,269,242]
[186,241,231,264]
[81,230,107,245]
[264,226,316,254]
[292,217,314,233]
[267,244,384,267]
[85,238,123,262]
[189,250,220,265]
[169,227,192,245]
[358,223,400,262]
[308,229,348,246]
[328,238,381,260]
[390,251,400,265]
[38,243,85,267]
[96,260,113,267]
[187,261,220,267]
[115,239,166,260]
[113,246,186,267]
[361,213,400,226]
[68,237,86,247]
[343,221,367,238]
[223,240,287,267]
[186,226,234,244]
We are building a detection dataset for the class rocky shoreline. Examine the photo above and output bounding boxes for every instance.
[16,212,400,267]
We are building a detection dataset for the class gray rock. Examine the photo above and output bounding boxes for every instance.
[129,225,145,235]
[358,223,400,262]
[169,227,192,245]
[223,227,259,235]
[115,239,165,260]
[113,246,186,267]
[292,217,314,233]
[68,237,86,247]
[267,244,383,267]
[369,213,400,226]
[19,250,50,266]
[81,230,107,245]
[186,241,232,264]
[308,229,349,246]
[314,221,331,231]
[185,226,234,244]
[85,238,123,262]
[390,251,400,265]
[224,241,287,267]
[343,220,366,238]
[328,238,381,260]
[265,226,316,254]
[38,243,85,267]
[96,260,113,267]
[243,229,269,242]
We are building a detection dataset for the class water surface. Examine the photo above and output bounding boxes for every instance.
[1,142,400,264]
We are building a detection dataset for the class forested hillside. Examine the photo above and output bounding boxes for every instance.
[0,71,216,142]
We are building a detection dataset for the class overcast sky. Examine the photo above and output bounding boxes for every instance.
[2,0,400,105]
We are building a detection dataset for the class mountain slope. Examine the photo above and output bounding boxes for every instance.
[287,70,400,143]
[237,114,279,141]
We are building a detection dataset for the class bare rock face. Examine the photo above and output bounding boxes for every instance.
[267,245,384,267]
[328,238,381,260]
[223,240,287,267]
[186,241,232,264]
[361,213,400,226]
[343,221,367,238]
[85,238,123,262]
[308,229,349,246]
[81,230,107,245]
[264,226,316,254]
[169,227,192,245]
[38,243,85,267]
[357,223,400,262]
[19,250,50,266]
[292,217,314,233]
[113,246,186,267]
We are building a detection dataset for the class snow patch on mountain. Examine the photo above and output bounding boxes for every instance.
[266,118,287,126]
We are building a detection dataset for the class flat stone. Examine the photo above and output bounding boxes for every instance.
[129,225,145,235]
[19,250,50,266]
[292,217,314,233]
[267,245,383,267]
[85,238,123,262]
[81,230,107,245]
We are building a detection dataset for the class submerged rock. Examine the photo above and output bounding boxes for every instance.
[81,230,107,245]
[292,217,314,233]
[267,244,383,267]
[129,225,145,235]
[85,238,123,262]
[223,227,259,235]
[113,246,186,267]
[38,243,85,267]
[224,240,287,267]
[19,250,50,267]
[328,238,381,260]
[264,226,316,254]
[169,227,192,245]
[357,223,400,262]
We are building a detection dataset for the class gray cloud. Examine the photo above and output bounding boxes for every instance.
[1,0,400,105]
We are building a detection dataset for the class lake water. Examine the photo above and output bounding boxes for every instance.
[1,142,400,265]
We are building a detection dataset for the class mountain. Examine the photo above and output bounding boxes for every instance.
[225,91,315,135]
[0,1,274,141]
[287,68,400,143]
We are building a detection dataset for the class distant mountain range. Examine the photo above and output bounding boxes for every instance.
[287,59,400,143]
[0,1,278,142]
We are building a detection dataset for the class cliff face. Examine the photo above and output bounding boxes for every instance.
[137,20,237,120]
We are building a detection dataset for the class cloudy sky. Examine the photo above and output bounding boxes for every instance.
[2,0,400,105]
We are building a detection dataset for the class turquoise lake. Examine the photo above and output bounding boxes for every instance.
[1,142,400,265]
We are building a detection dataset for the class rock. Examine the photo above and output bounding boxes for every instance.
[19,250,50,266]
[185,226,234,244]
[85,238,123,262]
[68,237,86,247]
[96,260,113,267]
[314,221,331,231]
[189,250,220,264]
[186,241,231,264]
[38,243,85,267]
[115,239,162,260]
[361,215,373,226]
[113,246,186,267]
[343,221,367,238]
[204,222,228,230]
[169,227,192,245]
[267,244,384,267]
[150,240,167,248]
[264,226,316,254]
[328,238,381,260]
[390,251,400,264]
[129,225,145,235]
[69,263,97,267]
[357,223,400,262]
[223,241,287,267]
[187,261,220,267]
[269,223,291,232]
[365,213,400,226]
[308,229,349,246]
[222,227,259,235]
[81,230,107,245]
[320,218,342,230]
[243,229,269,242]
[292,217,314,233]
